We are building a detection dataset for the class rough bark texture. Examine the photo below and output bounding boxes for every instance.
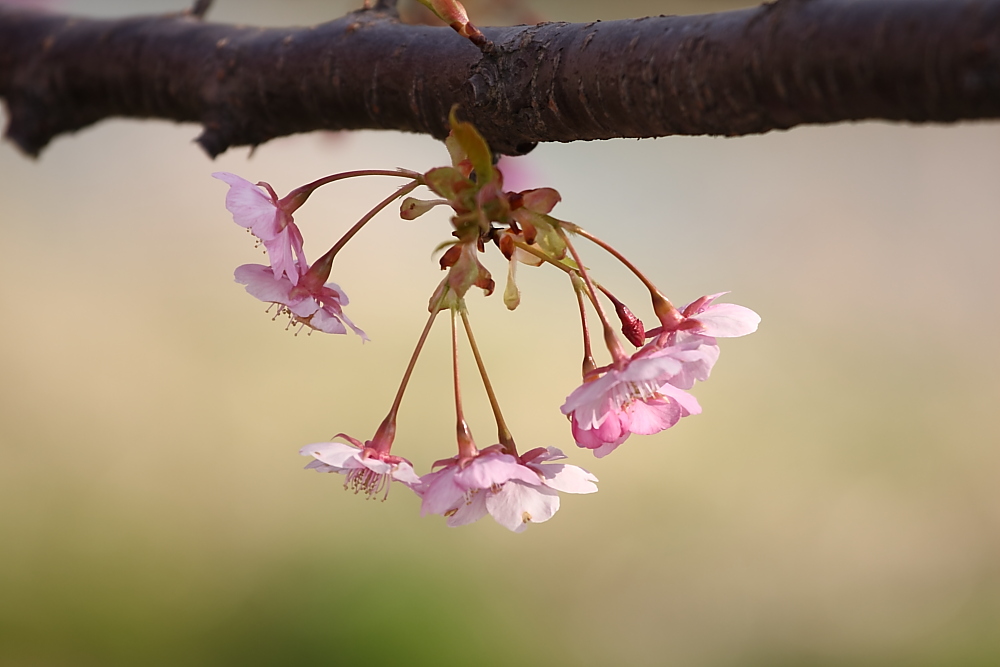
[1,0,999,158]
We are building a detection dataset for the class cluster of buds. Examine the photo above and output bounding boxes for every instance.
[214,110,759,533]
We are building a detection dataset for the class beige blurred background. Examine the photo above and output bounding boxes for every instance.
[2,1,999,665]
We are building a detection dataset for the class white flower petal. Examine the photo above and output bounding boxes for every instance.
[446,489,489,527]
[485,482,560,532]
[389,462,421,487]
[695,303,761,337]
[299,441,360,469]
[534,463,599,494]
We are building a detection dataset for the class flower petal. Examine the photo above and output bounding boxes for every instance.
[309,307,349,335]
[592,441,621,458]
[235,264,294,304]
[485,482,560,532]
[417,467,466,516]
[624,398,681,435]
[446,489,489,527]
[262,225,300,285]
[527,446,567,464]
[299,441,360,469]
[693,303,761,337]
[388,461,421,487]
[533,463,599,494]
[213,172,281,238]
[561,373,619,425]
[572,413,629,450]
[454,453,541,490]
[656,382,703,416]
[304,460,339,473]
[335,309,369,341]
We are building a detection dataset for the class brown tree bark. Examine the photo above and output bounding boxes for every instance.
[1,0,999,158]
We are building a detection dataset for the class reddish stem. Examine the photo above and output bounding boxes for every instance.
[451,310,477,460]
[567,223,683,328]
[555,226,628,365]
[459,305,516,456]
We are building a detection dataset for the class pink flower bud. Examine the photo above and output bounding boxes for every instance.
[614,300,646,347]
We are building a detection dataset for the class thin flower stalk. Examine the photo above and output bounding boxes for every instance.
[555,226,629,366]
[459,303,516,455]
[451,309,477,460]
[571,274,597,378]
[383,306,443,429]
[325,180,421,261]
[565,222,683,330]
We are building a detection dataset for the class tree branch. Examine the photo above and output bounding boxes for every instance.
[2,0,999,158]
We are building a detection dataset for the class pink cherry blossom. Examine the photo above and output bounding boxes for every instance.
[679,292,760,337]
[414,446,597,532]
[300,436,420,500]
[213,172,308,286]
[234,263,367,338]
[561,338,716,457]
[648,292,761,341]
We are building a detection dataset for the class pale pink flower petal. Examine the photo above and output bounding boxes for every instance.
[485,482,560,533]
[308,308,349,335]
[522,447,599,494]
[561,343,704,454]
[299,440,418,499]
[303,441,362,468]
[624,398,683,435]
[417,467,468,517]
[636,335,720,389]
[662,341,720,389]
[415,448,597,531]
[571,415,628,451]
[453,451,541,489]
[535,464,599,493]
[525,447,568,463]
[213,172,281,239]
[592,441,620,459]
[234,264,300,306]
[214,172,308,284]
[446,489,489,527]
[265,223,308,287]
[364,457,421,486]
[233,263,365,338]
[691,303,761,337]
[335,310,369,341]
[680,292,760,338]
[656,382,703,415]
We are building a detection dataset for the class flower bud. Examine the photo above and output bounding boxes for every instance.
[613,300,646,347]
[400,197,445,220]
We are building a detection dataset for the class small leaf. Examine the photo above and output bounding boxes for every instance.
[448,107,494,186]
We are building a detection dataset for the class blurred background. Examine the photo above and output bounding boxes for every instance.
[2,0,999,665]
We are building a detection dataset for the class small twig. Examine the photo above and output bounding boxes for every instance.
[188,0,213,19]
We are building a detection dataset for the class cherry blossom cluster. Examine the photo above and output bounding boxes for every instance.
[214,111,759,533]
